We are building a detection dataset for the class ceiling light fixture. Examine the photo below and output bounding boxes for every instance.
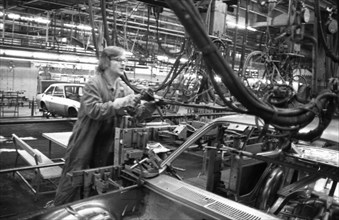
[21,16,50,24]
[77,24,92,31]
[8,13,20,20]
[227,21,257,31]
[1,49,98,64]
[65,23,93,31]
[5,12,50,24]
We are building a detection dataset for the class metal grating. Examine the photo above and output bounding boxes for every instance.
[173,187,215,206]
[207,201,261,220]
[173,186,262,220]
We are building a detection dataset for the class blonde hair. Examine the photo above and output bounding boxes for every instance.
[97,46,126,74]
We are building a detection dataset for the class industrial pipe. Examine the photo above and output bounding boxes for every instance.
[166,0,337,133]
[0,162,65,174]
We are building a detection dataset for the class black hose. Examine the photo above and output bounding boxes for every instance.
[166,0,336,129]
[88,0,99,59]
[294,96,338,141]
[155,10,186,57]
[205,63,248,113]
[110,0,117,45]
[121,56,187,95]
[155,54,184,92]
[120,73,140,94]
[100,0,111,46]
[315,0,339,63]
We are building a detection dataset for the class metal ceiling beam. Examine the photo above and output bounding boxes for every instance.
[31,0,73,7]
[8,0,76,10]
[91,5,184,30]
[112,19,185,37]
[7,0,40,10]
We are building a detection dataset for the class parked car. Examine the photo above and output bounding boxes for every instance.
[36,83,84,117]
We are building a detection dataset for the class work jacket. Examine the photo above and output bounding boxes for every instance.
[65,74,133,168]
[54,73,133,205]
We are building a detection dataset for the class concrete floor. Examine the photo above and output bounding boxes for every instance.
[0,115,74,219]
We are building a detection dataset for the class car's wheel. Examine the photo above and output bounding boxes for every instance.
[68,108,78,117]
[40,102,49,118]
[41,102,47,111]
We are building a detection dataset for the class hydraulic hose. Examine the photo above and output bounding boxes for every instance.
[166,0,337,130]
[205,63,248,113]
[88,0,99,59]
[155,54,184,92]
[315,0,339,63]
[294,96,337,141]
[100,0,111,46]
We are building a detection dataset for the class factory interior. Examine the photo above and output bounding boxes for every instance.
[0,0,338,219]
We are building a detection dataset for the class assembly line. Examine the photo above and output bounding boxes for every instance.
[0,0,339,219]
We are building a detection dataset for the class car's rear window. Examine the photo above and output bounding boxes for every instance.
[65,86,83,100]
[54,86,64,97]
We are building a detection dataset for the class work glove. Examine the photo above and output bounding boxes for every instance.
[112,94,141,115]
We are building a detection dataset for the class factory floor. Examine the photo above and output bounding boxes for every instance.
[0,105,205,219]
[1,105,339,219]
[0,115,74,219]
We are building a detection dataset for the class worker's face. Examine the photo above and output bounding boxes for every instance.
[109,55,127,76]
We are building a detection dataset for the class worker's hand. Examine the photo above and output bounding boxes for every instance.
[112,94,141,111]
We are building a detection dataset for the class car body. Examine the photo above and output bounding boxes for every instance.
[36,83,84,117]
[18,114,338,219]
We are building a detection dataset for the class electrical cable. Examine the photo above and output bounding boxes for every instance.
[294,97,337,141]
[88,0,99,59]
[154,54,184,92]
[100,0,110,46]
[110,0,117,45]
[205,63,248,113]
[315,0,339,63]
[121,54,185,95]
[154,7,186,57]
[166,0,337,136]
